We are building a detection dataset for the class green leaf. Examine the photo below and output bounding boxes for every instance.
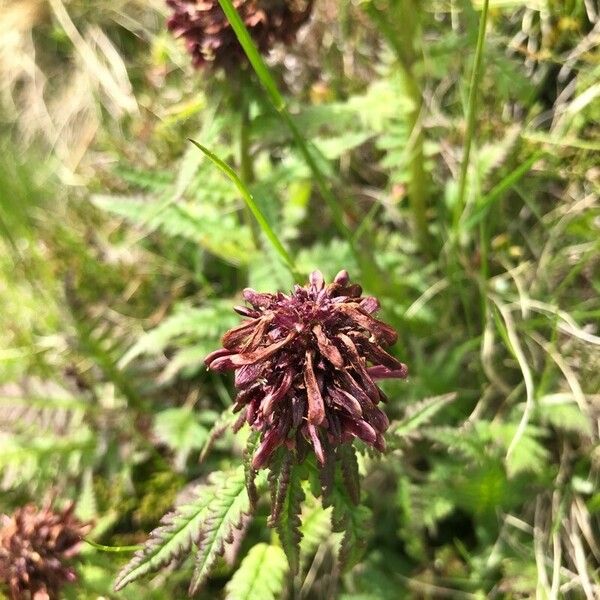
[188,467,258,594]
[390,393,455,441]
[91,194,254,265]
[114,476,220,590]
[537,394,592,435]
[215,0,362,267]
[119,301,238,370]
[338,444,361,505]
[324,457,371,570]
[225,543,289,600]
[243,429,261,507]
[463,150,544,231]
[271,461,305,574]
[153,407,208,470]
[115,467,260,593]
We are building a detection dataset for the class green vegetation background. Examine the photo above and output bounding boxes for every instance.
[0,0,598,598]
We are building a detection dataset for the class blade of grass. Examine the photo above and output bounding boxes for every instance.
[454,0,490,232]
[491,296,535,466]
[189,139,301,283]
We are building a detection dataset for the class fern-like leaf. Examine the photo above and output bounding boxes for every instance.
[243,429,261,507]
[267,451,291,526]
[299,498,332,569]
[188,467,255,594]
[389,393,455,444]
[114,479,220,591]
[338,444,360,505]
[272,462,305,574]
[115,466,258,594]
[225,543,289,600]
[324,457,371,571]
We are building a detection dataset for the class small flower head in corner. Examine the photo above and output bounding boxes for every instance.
[166,0,314,70]
[0,502,90,600]
[205,270,408,469]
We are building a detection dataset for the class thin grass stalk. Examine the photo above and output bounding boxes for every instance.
[454,0,490,232]
[189,139,302,283]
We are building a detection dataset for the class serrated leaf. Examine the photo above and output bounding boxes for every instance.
[114,478,220,590]
[188,467,256,594]
[390,393,455,441]
[338,444,361,505]
[225,543,289,600]
[114,467,262,593]
[267,451,290,526]
[323,457,371,571]
[272,461,305,574]
[244,429,261,507]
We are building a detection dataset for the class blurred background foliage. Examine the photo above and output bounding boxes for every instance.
[0,0,599,597]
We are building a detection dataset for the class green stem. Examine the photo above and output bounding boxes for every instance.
[454,0,490,231]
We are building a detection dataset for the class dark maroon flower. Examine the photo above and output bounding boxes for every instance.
[166,0,313,70]
[205,270,408,469]
[0,502,90,600]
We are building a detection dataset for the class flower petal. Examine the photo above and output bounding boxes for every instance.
[243,288,275,309]
[204,348,234,368]
[235,363,264,388]
[313,324,344,368]
[309,270,324,292]
[221,318,263,349]
[252,428,284,470]
[261,369,294,416]
[233,305,259,318]
[367,365,408,380]
[359,296,380,314]
[343,418,377,446]
[306,424,325,465]
[355,337,406,371]
[304,350,325,425]
[227,332,296,367]
[336,304,398,345]
[328,387,363,420]
[334,270,349,285]
[336,333,379,402]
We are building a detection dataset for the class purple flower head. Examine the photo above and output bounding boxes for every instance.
[166,0,313,70]
[205,270,408,469]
